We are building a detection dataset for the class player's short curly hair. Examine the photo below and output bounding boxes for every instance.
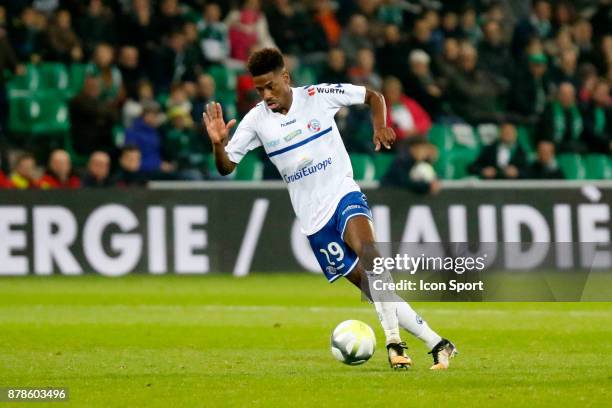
[247,48,284,77]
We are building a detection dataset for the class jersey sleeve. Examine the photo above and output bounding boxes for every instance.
[224,111,262,164]
[317,83,366,110]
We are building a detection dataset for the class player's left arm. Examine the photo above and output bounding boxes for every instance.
[364,88,396,151]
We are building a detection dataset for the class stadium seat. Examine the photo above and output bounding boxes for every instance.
[373,154,395,180]
[350,153,375,181]
[39,63,70,96]
[447,147,479,179]
[8,94,69,136]
[112,126,125,147]
[68,64,88,95]
[557,153,586,180]
[584,154,612,180]
[7,64,40,97]
[448,124,480,179]
[234,151,263,181]
[428,125,453,179]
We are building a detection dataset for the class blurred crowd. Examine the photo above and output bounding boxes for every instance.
[0,0,610,190]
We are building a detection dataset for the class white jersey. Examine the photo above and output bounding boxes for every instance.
[226,83,367,235]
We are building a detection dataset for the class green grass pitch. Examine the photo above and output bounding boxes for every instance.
[0,274,611,407]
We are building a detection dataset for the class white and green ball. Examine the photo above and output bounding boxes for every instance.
[330,320,376,365]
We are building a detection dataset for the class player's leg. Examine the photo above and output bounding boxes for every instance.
[341,216,414,368]
[343,215,457,369]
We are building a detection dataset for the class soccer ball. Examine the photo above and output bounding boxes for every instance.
[330,320,376,365]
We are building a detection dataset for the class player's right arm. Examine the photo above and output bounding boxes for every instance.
[204,102,262,176]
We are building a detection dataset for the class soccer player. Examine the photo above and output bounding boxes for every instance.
[203,48,456,370]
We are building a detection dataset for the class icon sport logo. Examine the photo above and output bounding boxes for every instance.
[307,119,321,132]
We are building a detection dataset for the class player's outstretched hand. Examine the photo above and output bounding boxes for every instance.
[373,127,396,151]
[203,102,236,145]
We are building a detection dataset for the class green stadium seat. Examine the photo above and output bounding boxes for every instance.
[39,63,70,96]
[373,154,395,180]
[557,153,585,180]
[584,154,612,180]
[68,64,88,95]
[112,126,125,147]
[516,125,535,155]
[234,151,263,180]
[8,94,69,135]
[448,147,480,179]
[7,64,40,97]
[428,125,453,179]
[350,153,375,181]
[428,124,453,152]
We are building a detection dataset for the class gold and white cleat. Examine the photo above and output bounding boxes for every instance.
[387,342,412,369]
[429,339,458,370]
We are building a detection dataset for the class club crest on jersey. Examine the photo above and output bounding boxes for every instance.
[307,119,321,133]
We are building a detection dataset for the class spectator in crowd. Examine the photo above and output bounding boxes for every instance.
[382,76,431,141]
[348,48,381,90]
[528,140,564,179]
[460,6,482,45]
[122,79,155,128]
[478,20,513,83]
[154,0,186,42]
[1,32,25,140]
[38,149,81,189]
[312,0,342,47]
[112,144,147,187]
[447,43,507,124]
[196,2,229,65]
[574,19,595,65]
[11,7,45,62]
[440,10,461,39]
[86,43,123,103]
[162,105,206,180]
[9,153,38,189]
[338,14,372,65]
[265,0,327,55]
[434,37,460,86]
[0,168,9,188]
[469,122,529,180]
[43,9,82,63]
[150,28,199,92]
[69,76,116,156]
[226,0,276,62]
[0,151,9,188]
[120,0,155,55]
[408,17,435,58]
[381,136,441,195]
[319,48,349,84]
[376,24,408,80]
[538,82,586,153]
[118,45,144,100]
[509,52,553,124]
[124,101,175,176]
[191,73,216,125]
[81,151,113,187]
[512,0,553,59]
[404,49,443,118]
[166,82,192,114]
[551,48,580,88]
[77,0,116,57]
[552,0,576,32]
[582,79,611,154]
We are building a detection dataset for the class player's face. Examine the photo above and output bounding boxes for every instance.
[253,69,291,113]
